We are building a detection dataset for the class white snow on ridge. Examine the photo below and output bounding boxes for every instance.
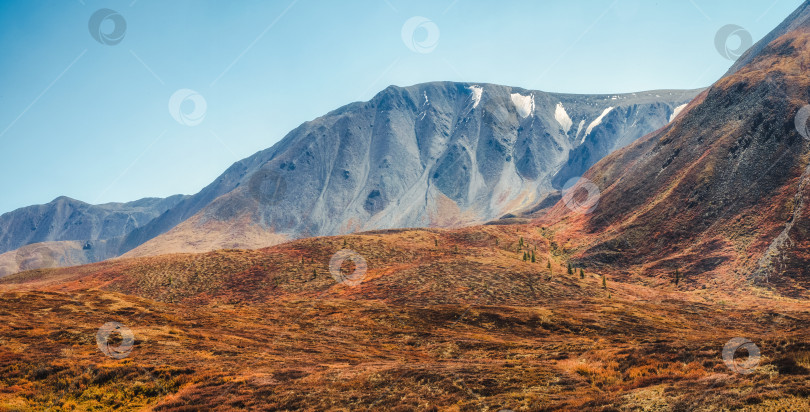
[582,107,614,143]
[468,85,483,108]
[510,93,534,118]
[574,119,585,141]
[554,102,572,133]
[669,103,687,122]
[423,91,429,105]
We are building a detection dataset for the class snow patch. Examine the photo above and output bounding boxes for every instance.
[510,93,534,118]
[423,91,429,105]
[468,85,483,108]
[669,103,687,122]
[582,107,614,143]
[554,102,573,133]
[574,119,585,141]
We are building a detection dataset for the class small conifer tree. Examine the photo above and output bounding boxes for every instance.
[531,250,536,263]
[567,263,573,275]
[674,269,680,285]
[547,259,551,269]
[602,274,607,290]
[435,238,438,247]
[580,268,584,279]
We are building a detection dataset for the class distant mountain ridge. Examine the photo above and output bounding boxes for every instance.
[0,82,699,275]
[0,195,186,254]
[0,195,186,276]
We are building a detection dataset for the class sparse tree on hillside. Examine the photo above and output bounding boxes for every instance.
[567,263,573,275]
[580,268,584,279]
[523,251,528,261]
[547,259,551,269]
[674,269,680,285]
[531,250,536,263]
[602,274,607,290]
[519,237,524,248]
[435,238,438,247]
[343,239,347,247]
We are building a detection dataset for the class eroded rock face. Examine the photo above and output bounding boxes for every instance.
[168,82,697,242]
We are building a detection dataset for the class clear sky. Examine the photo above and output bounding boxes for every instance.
[0,0,802,214]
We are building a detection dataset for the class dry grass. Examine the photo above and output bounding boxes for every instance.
[0,224,809,410]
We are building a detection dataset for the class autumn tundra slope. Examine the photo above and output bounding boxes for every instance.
[543,2,810,295]
[2,222,810,410]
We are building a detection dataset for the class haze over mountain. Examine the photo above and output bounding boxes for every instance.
[0,83,697,276]
[544,2,810,294]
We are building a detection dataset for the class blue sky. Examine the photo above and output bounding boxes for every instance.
[0,0,802,214]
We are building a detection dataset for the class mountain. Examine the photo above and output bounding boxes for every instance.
[0,195,186,276]
[543,1,810,294]
[0,83,697,275]
[121,82,698,257]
